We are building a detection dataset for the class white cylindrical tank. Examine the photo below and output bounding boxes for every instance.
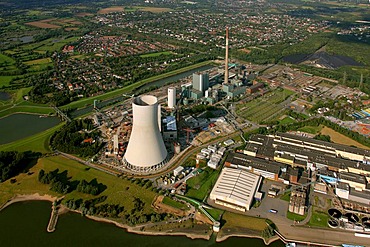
[124,95,168,172]
[168,87,176,109]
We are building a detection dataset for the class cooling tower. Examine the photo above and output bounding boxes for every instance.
[123,95,168,172]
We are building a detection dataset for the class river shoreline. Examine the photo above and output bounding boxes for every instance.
[0,194,277,245]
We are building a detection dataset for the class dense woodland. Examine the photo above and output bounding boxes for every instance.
[0,151,40,182]
[50,119,102,157]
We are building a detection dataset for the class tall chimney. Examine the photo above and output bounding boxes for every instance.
[224,27,229,84]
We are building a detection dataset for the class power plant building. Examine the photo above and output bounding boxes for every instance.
[192,72,209,94]
[123,95,168,173]
[167,87,176,109]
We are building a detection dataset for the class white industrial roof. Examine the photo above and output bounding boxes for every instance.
[210,167,261,210]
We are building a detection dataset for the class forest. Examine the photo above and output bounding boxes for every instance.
[50,119,102,157]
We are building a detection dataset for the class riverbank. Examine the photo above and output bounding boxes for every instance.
[0,195,272,244]
[0,193,57,212]
[216,233,280,246]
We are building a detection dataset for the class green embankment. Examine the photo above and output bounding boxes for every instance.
[61,60,213,110]
[0,155,157,214]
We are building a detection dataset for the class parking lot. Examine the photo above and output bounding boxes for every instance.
[247,179,289,219]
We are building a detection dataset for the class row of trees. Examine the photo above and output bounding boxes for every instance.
[0,151,39,182]
[38,168,106,195]
[64,196,124,218]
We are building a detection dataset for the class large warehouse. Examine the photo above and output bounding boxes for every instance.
[210,167,262,212]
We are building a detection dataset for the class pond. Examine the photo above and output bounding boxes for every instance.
[0,113,60,145]
[0,91,11,101]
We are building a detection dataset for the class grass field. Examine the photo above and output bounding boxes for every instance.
[221,211,267,231]
[204,208,224,221]
[98,6,125,14]
[162,196,188,210]
[0,76,16,87]
[0,155,157,214]
[236,88,294,123]
[286,211,307,222]
[137,7,173,13]
[24,58,52,65]
[0,105,54,118]
[279,116,297,125]
[280,192,291,202]
[0,53,15,65]
[0,123,63,153]
[140,51,173,58]
[185,167,220,201]
[298,125,323,134]
[308,209,329,228]
[320,126,370,150]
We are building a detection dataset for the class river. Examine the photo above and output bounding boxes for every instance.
[71,64,214,118]
[0,113,60,145]
[0,201,284,247]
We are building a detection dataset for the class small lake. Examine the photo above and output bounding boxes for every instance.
[0,201,284,247]
[0,91,11,101]
[0,113,60,145]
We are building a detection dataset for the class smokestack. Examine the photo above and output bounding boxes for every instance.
[224,27,229,84]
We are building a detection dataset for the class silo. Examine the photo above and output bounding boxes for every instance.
[123,95,168,173]
[168,87,176,109]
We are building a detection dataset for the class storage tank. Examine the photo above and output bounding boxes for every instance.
[168,87,176,109]
[123,95,168,173]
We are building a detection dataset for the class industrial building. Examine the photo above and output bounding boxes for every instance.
[167,87,176,109]
[162,116,177,141]
[123,95,168,173]
[192,72,209,94]
[210,167,262,212]
[243,132,370,205]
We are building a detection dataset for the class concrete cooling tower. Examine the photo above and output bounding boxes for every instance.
[123,95,168,172]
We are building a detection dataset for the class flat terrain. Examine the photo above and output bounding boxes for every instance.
[26,20,61,29]
[138,7,173,13]
[320,126,370,150]
[98,6,125,14]
[0,155,156,214]
[236,89,294,123]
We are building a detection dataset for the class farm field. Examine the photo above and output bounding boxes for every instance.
[98,6,125,14]
[320,126,370,150]
[137,7,173,13]
[0,76,17,87]
[236,89,294,123]
[140,51,173,58]
[26,19,61,29]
